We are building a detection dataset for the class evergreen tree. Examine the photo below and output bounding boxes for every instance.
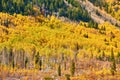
[0,0,92,22]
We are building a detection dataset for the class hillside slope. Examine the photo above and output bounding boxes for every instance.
[0,0,120,27]
[76,0,120,26]
[1,0,120,79]
[89,0,120,21]
[0,12,120,79]
[0,0,91,22]
[0,12,120,64]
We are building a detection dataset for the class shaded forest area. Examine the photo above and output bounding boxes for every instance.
[0,0,90,22]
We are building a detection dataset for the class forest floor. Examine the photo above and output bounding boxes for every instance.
[0,58,120,80]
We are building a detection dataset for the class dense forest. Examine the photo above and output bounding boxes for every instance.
[0,12,120,79]
[0,0,120,80]
[0,0,90,22]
